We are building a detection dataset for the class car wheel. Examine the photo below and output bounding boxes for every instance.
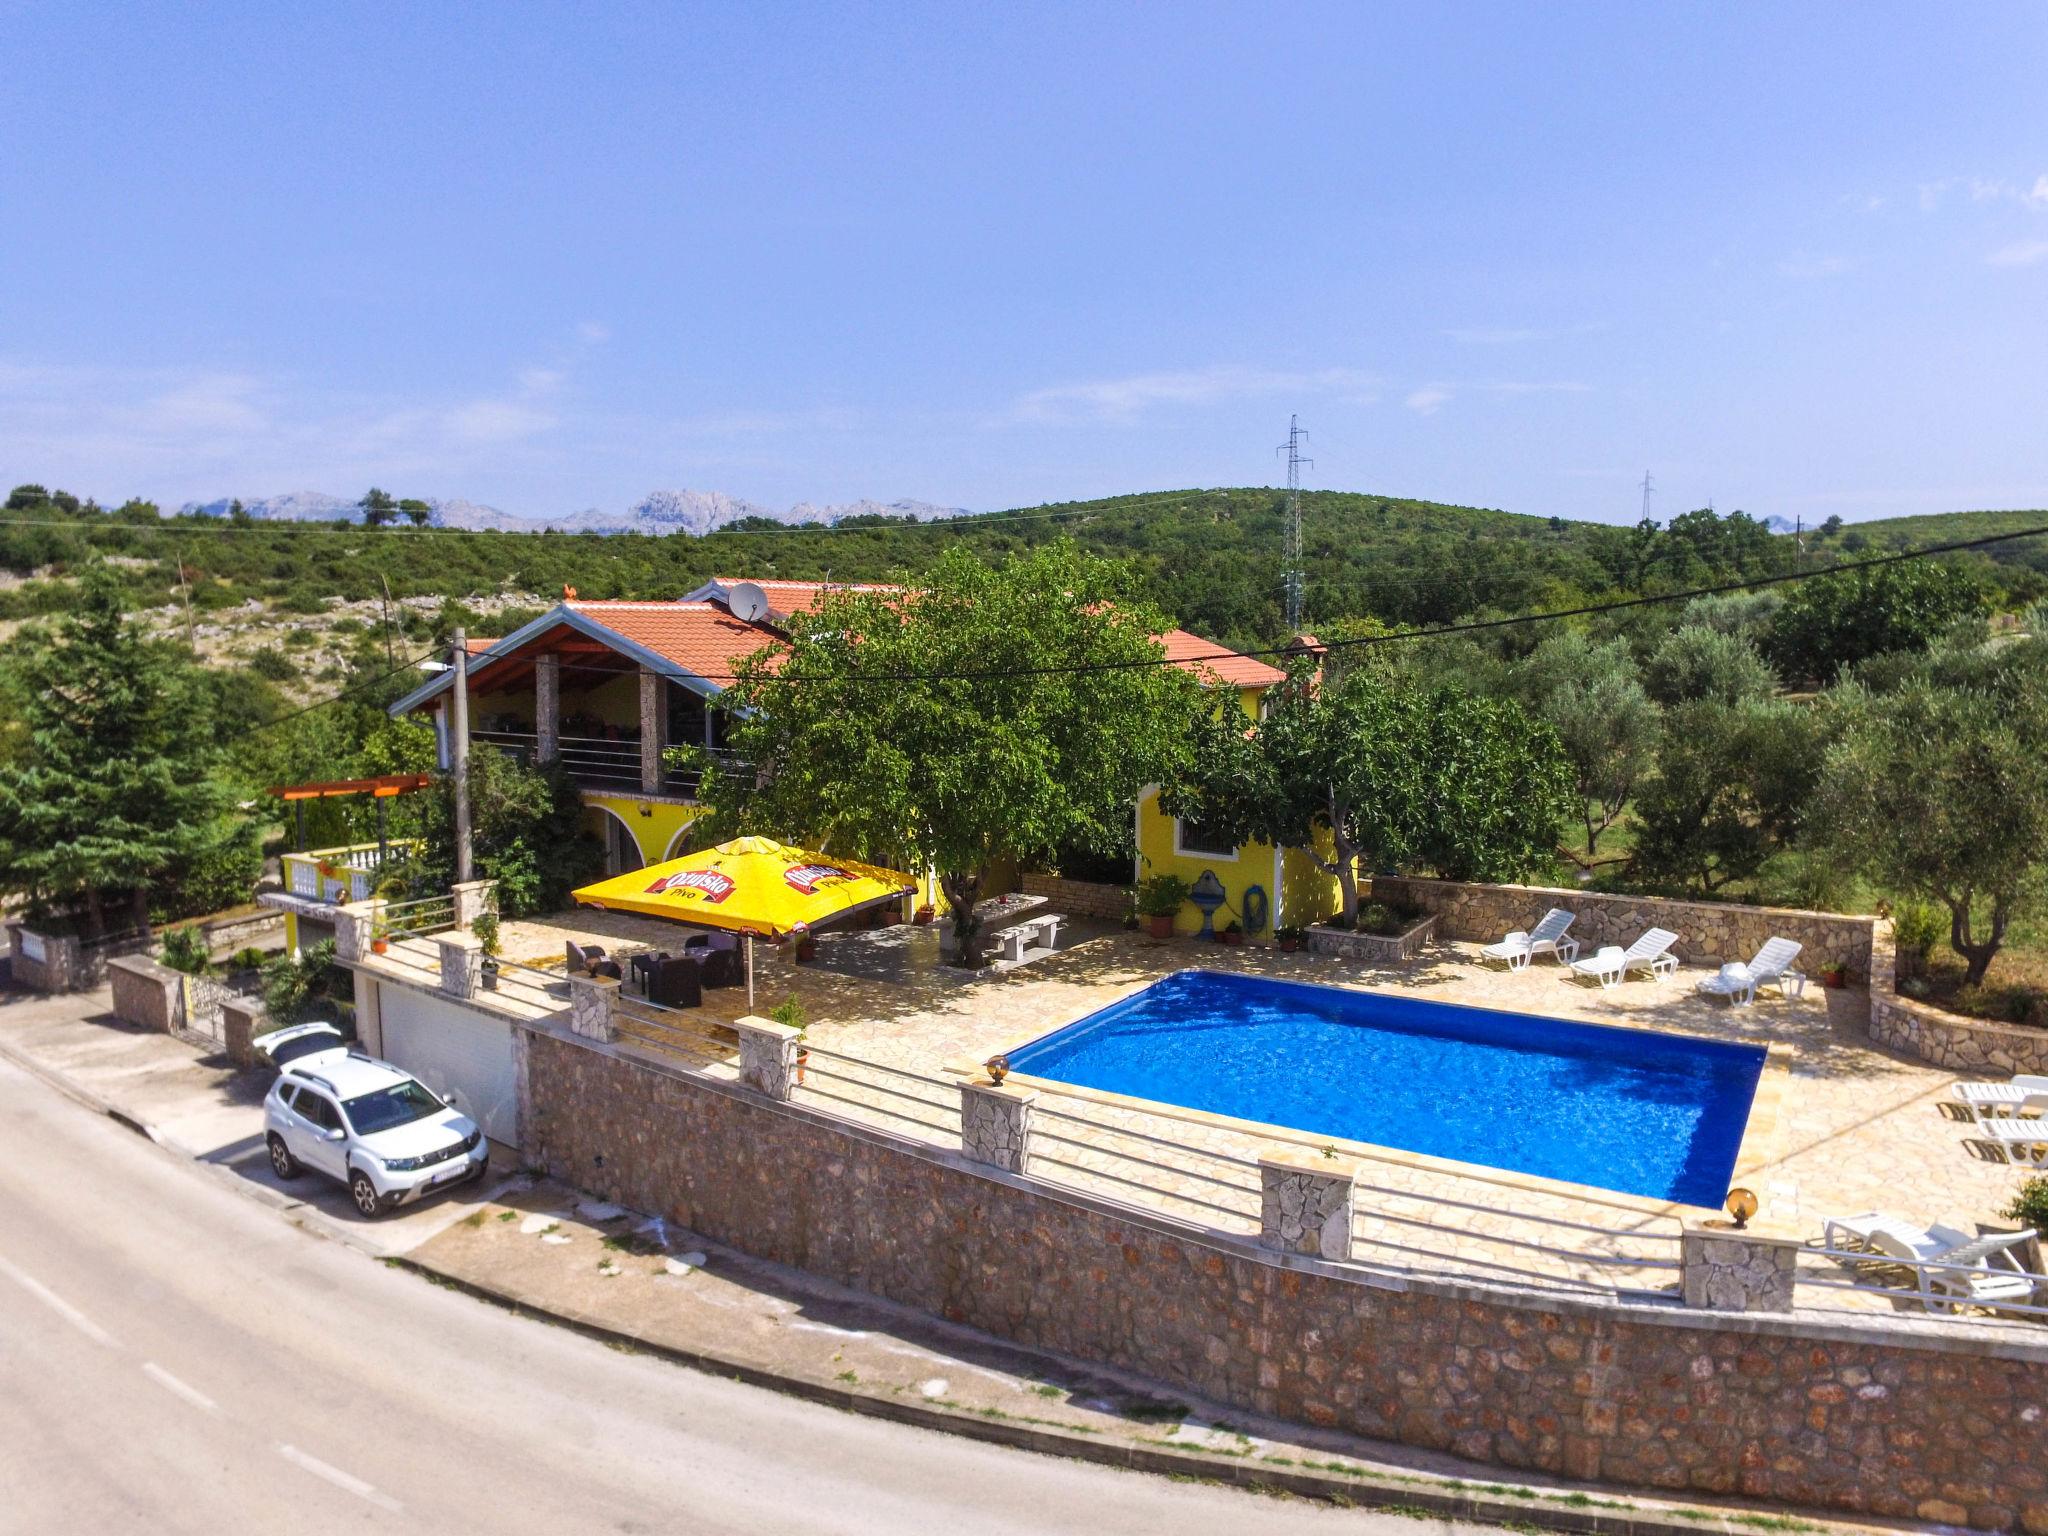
[349,1169,385,1218]
[267,1133,302,1180]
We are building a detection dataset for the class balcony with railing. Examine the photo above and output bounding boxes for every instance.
[469,729,742,799]
[280,841,419,905]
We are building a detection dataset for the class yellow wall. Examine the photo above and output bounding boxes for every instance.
[1133,681,1338,936]
[580,793,708,867]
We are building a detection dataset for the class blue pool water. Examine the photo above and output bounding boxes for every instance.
[1006,970,1764,1206]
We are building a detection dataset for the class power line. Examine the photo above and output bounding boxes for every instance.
[679,519,2048,686]
[216,646,446,746]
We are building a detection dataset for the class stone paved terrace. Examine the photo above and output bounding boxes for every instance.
[442,905,2046,1324]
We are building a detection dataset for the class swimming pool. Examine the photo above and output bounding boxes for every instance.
[1005,970,1765,1206]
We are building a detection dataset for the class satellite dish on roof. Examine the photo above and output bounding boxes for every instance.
[727,581,771,623]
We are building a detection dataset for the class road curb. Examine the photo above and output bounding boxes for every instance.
[390,1255,1866,1536]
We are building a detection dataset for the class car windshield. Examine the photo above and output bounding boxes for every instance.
[268,1031,344,1067]
[343,1079,445,1135]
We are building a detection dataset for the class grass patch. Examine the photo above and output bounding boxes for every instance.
[496,1210,518,1222]
[459,1210,487,1228]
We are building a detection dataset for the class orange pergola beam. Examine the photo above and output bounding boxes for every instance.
[266,773,433,802]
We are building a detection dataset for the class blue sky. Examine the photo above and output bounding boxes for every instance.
[2,3,2044,524]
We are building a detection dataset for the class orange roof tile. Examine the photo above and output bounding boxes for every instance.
[1157,628,1286,687]
[564,600,783,682]
[708,577,903,617]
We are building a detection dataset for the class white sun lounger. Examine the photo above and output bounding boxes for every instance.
[1568,927,1679,988]
[1953,1075,2048,1120]
[1975,1117,2048,1166]
[1480,908,1578,970]
[1821,1212,2040,1312]
[1695,937,1805,1006]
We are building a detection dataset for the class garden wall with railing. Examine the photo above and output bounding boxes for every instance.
[517,1014,2048,1530]
[1369,876,1878,980]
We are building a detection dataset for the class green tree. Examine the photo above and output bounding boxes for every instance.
[1630,698,1822,894]
[358,487,398,528]
[1815,662,2048,985]
[399,498,433,529]
[0,564,246,933]
[1518,632,1660,857]
[702,542,1202,965]
[1643,624,1776,706]
[403,747,603,916]
[1764,562,1981,684]
[1165,666,1571,925]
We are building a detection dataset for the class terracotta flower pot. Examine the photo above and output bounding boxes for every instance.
[371,937,389,955]
[1146,915,1175,940]
[1278,938,1299,953]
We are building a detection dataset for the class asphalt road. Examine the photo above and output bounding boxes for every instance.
[0,1054,1489,1536]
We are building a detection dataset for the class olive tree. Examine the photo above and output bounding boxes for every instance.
[1517,631,1660,858]
[1815,668,2048,985]
[1630,697,1823,895]
[1164,665,1572,926]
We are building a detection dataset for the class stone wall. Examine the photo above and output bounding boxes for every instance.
[1868,925,2048,1077]
[1371,877,1877,981]
[109,954,184,1031]
[522,1024,2048,1530]
[194,909,283,961]
[1308,914,1437,964]
[1020,872,1129,921]
[8,922,153,993]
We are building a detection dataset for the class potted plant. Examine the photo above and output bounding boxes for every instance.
[1218,920,1243,947]
[1274,924,1304,953]
[369,922,390,956]
[914,901,935,925]
[472,911,502,986]
[770,997,808,1084]
[1823,965,1848,989]
[1134,873,1191,940]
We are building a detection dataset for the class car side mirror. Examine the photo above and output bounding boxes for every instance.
[443,1090,460,1107]
[326,1127,346,1141]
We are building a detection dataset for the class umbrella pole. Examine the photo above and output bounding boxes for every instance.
[746,935,755,1011]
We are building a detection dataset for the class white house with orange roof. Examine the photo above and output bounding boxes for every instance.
[387,576,1337,934]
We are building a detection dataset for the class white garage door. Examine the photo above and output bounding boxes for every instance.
[379,990,521,1148]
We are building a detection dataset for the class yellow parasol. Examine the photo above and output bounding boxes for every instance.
[571,836,917,1006]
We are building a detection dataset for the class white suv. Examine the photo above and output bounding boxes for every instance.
[260,1025,489,1218]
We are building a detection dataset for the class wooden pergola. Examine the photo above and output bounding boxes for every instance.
[266,773,433,858]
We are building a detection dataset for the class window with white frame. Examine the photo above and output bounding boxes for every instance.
[1174,815,1241,860]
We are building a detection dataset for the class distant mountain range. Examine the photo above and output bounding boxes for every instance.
[175,489,973,537]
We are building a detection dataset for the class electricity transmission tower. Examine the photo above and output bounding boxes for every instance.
[1639,470,1655,523]
[1277,415,1313,633]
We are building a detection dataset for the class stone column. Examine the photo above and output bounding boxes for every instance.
[1259,1149,1356,1261]
[451,879,497,930]
[221,998,267,1069]
[333,900,380,964]
[639,668,666,793]
[436,931,484,1000]
[568,974,620,1043]
[535,652,560,763]
[1681,1220,1801,1312]
[733,1014,803,1100]
[959,1078,1038,1173]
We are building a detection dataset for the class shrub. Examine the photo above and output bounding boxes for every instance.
[261,939,349,1022]
[470,910,500,957]
[1891,899,1942,979]
[2006,1176,2048,1237]
[247,649,297,682]
[228,945,267,972]
[158,924,212,975]
[768,996,806,1034]
[1134,873,1191,919]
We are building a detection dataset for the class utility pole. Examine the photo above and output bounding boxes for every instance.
[451,628,473,885]
[176,547,198,655]
[1276,415,1313,634]
[379,571,397,671]
[1639,470,1655,523]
